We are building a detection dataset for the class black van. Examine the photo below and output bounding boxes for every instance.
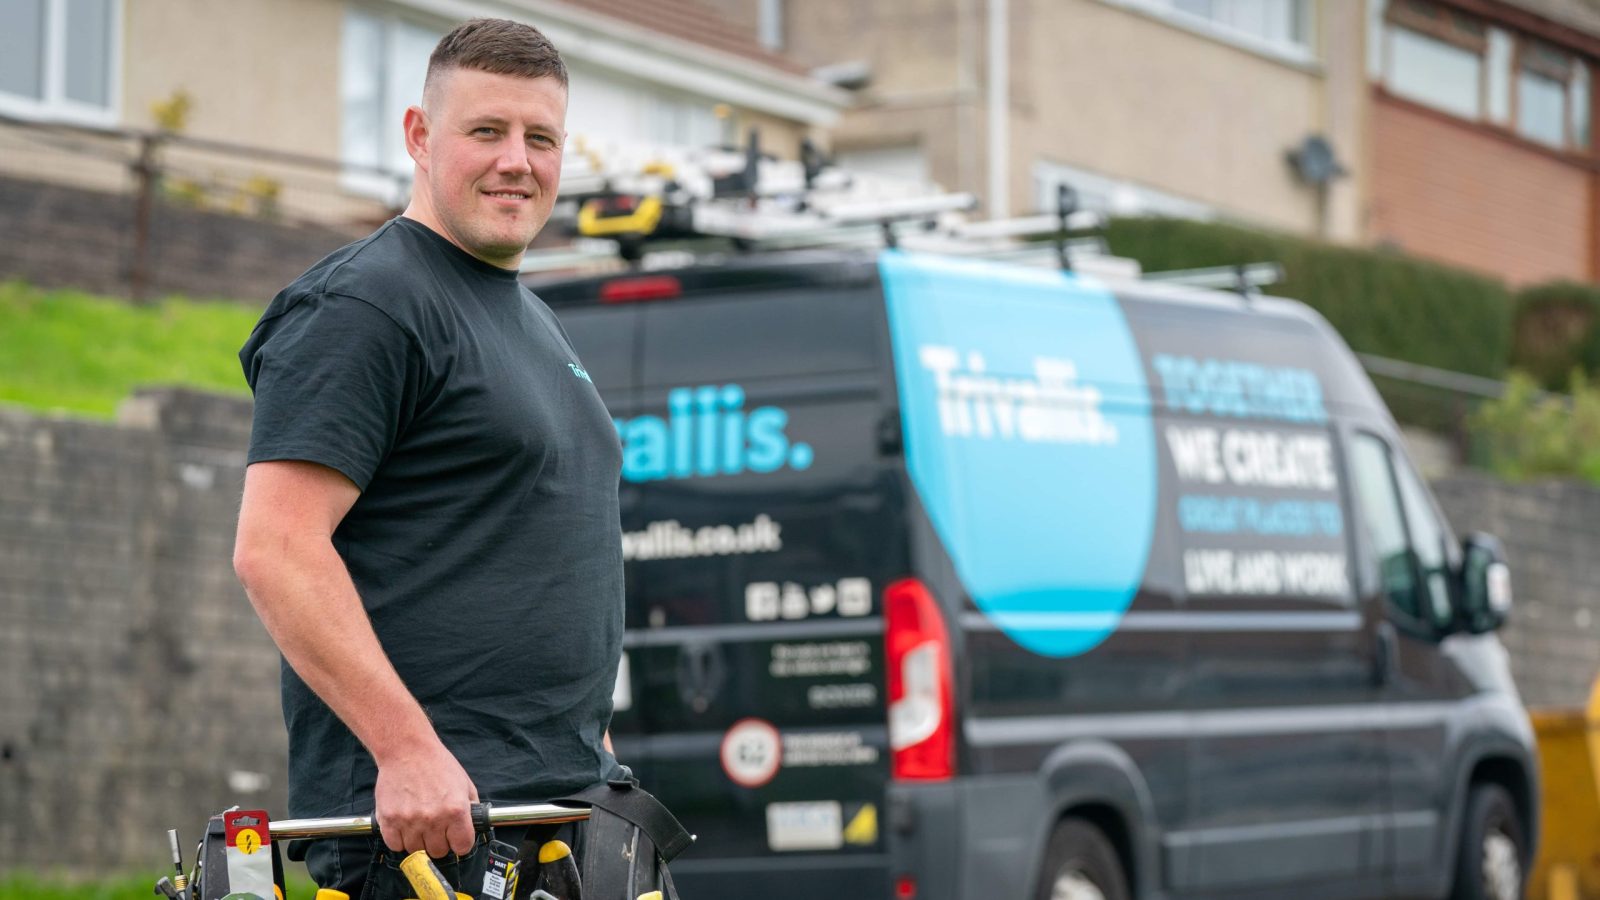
[531,248,1537,900]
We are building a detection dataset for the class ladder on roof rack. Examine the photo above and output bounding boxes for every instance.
[530,131,1285,291]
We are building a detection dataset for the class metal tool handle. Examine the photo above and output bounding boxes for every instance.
[269,802,589,840]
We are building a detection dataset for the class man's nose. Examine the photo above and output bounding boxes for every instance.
[495,139,533,176]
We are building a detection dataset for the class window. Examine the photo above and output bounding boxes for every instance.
[1373,0,1595,153]
[565,62,723,153]
[1393,452,1454,626]
[1032,158,1218,219]
[0,0,119,124]
[1387,23,1483,119]
[759,0,783,51]
[1516,40,1591,149]
[836,145,930,186]
[341,8,443,187]
[1112,0,1314,60]
[1349,433,1454,629]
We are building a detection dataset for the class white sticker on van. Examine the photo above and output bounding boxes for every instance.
[622,514,783,562]
[782,732,880,767]
[746,578,872,622]
[770,641,872,678]
[721,718,782,788]
[1153,357,1351,600]
[766,802,843,852]
[807,683,878,709]
[918,346,1118,445]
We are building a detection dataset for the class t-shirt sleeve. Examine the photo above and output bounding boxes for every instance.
[241,292,424,491]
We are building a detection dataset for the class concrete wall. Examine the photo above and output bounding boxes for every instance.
[1370,94,1594,286]
[2,392,1596,874]
[1433,472,1600,708]
[0,390,282,874]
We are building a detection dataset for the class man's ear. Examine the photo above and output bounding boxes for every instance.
[403,105,430,169]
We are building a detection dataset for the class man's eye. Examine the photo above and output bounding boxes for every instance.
[474,127,497,136]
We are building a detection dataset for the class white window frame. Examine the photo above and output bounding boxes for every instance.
[339,5,446,203]
[1032,158,1219,220]
[1096,0,1318,69]
[759,0,784,51]
[0,0,123,128]
[1514,39,1590,150]
[1374,0,1596,154]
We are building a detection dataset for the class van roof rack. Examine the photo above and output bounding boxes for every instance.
[528,132,1282,293]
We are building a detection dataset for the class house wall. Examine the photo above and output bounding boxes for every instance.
[776,0,1369,237]
[122,0,345,157]
[1369,93,1594,285]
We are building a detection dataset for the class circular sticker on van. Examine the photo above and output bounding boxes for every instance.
[721,718,782,788]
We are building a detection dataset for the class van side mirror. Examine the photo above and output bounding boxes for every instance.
[1458,533,1512,633]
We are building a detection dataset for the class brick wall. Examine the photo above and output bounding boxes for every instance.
[0,173,364,304]
[1,392,1597,874]
[1370,94,1594,286]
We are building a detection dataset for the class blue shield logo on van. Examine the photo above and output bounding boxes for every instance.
[880,251,1157,657]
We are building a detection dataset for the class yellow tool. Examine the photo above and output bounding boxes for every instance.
[399,849,459,900]
[313,890,351,900]
[534,839,582,900]
[636,893,663,900]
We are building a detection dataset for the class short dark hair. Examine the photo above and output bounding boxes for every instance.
[424,17,568,102]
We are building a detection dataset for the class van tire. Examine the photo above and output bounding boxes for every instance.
[1035,817,1130,900]
[1450,783,1525,900]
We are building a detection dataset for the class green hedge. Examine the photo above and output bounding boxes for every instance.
[1509,280,1600,391]
[1103,217,1515,379]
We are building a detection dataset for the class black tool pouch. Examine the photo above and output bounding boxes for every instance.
[555,776,692,900]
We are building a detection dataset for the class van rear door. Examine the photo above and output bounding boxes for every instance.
[615,270,906,897]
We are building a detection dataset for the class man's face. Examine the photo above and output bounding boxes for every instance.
[408,67,566,269]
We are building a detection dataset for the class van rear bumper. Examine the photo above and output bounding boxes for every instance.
[669,853,890,899]
[887,777,1055,900]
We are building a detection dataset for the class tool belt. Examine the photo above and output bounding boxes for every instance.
[163,773,691,900]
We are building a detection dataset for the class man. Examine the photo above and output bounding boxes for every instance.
[233,18,622,898]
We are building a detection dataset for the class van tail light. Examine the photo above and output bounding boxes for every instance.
[599,275,682,303]
[885,578,955,781]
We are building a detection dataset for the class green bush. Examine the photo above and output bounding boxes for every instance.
[1509,280,1600,391]
[1104,217,1515,379]
[1470,370,1600,483]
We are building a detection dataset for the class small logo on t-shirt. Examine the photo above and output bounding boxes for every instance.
[568,362,593,383]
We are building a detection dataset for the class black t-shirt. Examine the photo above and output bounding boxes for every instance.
[240,216,624,817]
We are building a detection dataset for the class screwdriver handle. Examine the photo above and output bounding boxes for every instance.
[399,850,457,900]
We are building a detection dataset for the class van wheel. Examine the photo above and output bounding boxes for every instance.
[1035,818,1130,900]
[1450,783,1525,900]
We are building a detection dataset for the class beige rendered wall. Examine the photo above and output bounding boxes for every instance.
[122,0,344,159]
[1016,0,1367,237]
[781,0,1370,239]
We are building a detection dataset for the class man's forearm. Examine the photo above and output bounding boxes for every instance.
[235,531,438,766]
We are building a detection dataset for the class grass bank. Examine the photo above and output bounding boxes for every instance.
[0,281,260,418]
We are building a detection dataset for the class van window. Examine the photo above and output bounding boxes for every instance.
[639,287,881,387]
[1349,433,1451,627]
[1395,457,1455,627]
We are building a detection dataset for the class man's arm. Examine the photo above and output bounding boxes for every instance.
[233,460,477,858]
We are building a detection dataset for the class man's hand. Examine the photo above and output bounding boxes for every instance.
[374,739,480,858]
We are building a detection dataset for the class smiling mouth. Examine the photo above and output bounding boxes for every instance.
[484,190,531,201]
